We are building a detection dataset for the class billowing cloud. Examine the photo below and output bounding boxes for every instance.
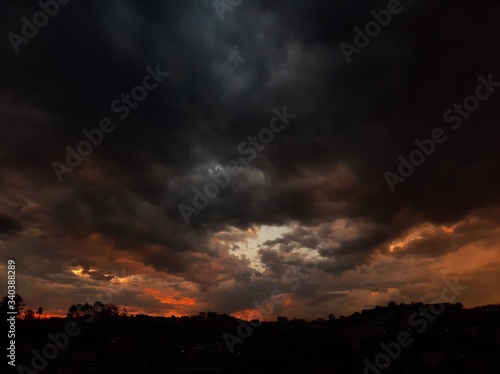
[0,0,499,318]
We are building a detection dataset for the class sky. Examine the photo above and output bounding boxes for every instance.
[0,0,499,320]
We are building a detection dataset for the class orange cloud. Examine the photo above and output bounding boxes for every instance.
[143,288,196,307]
[232,309,263,321]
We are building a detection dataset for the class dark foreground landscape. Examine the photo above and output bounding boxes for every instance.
[1,0,500,373]
[3,302,500,374]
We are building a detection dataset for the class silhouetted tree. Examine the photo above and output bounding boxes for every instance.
[36,306,43,319]
[93,301,105,314]
[23,309,35,320]
[67,302,120,318]
[67,303,93,318]
[91,301,119,317]
[103,303,119,317]
[67,304,77,317]
[0,293,25,317]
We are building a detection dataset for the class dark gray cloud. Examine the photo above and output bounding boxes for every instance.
[0,0,499,317]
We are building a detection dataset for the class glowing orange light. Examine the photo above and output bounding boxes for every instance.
[143,288,196,306]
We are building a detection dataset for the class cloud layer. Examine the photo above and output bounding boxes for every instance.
[0,0,499,318]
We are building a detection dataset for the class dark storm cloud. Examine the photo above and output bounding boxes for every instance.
[80,268,115,282]
[0,214,21,235]
[0,0,499,315]
[262,226,320,253]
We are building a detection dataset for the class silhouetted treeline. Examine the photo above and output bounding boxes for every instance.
[3,302,500,373]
